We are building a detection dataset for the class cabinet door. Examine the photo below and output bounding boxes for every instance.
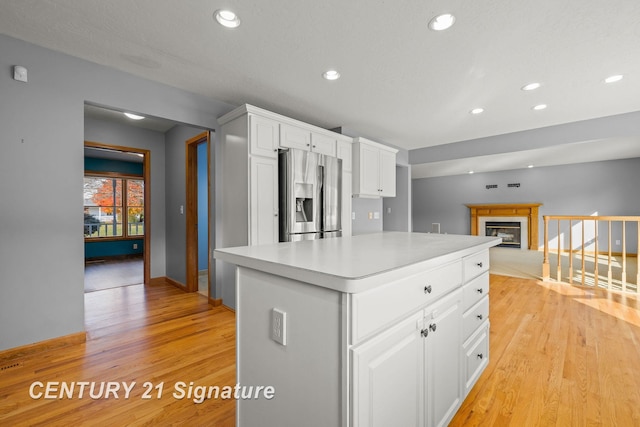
[358,143,381,197]
[280,123,311,151]
[424,290,463,427]
[379,149,396,197]
[249,115,279,158]
[311,132,337,157]
[352,312,424,427]
[249,156,278,245]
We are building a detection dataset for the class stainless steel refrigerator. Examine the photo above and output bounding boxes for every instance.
[278,148,342,242]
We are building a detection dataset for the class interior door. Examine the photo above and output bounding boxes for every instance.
[186,131,211,294]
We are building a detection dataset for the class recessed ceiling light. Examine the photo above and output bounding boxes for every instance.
[214,9,241,28]
[470,108,484,115]
[604,74,623,83]
[124,112,145,120]
[532,104,547,111]
[429,13,455,31]
[323,70,341,81]
[468,170,474,174]
[528,164,534,168]
[521,82,541,91]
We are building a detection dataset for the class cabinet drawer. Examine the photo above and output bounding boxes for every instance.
[462,272,489,311]
[463,250,489,281]
[464,322,489,393]
[351,261,462,343]
[463,295,489,342]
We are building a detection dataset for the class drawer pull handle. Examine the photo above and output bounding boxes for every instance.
[476,262,483,268]
[421,328,429,338]
[424,285,432,294]
[477,353,484,360]
[476,288,483,294]
[429,323,437,332]
[477,314,484,320]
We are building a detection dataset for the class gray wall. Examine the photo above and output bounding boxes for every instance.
[165,125,205,285]
[84,118,167,278]
[383,165,411,232]
[0,34,233,351]
[412,157,640,252]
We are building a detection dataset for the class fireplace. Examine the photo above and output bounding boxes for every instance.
[466,203,542,250]
[486,221,522,248]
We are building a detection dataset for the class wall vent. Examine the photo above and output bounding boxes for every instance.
[0,361,23,372]
[485,184,498,189]
[508,183,521,188]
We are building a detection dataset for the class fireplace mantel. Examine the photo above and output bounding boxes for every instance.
[466,203,542,250]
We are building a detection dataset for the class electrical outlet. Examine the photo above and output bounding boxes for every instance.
[616,240,621,245]
[271,308,287,346]
[373,211,380,219]
[133,243,138,249]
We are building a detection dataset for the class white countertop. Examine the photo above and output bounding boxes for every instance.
[214,232,501,293]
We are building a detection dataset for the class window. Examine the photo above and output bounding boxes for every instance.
[84,175,144,239]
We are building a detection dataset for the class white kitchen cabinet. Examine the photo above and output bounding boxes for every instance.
[425,291,462,427]
[311,132,337,157]
[352,287,462,427]
[352,137,398,198]
[352,311,424,427]
[461,251,491,394]
[249,156,278,245]
[280,123,337,157]
[215,233,501,427]
[249,115,279,158]
[279,123,310,151]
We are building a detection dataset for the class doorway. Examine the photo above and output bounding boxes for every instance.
[83,142,151,291]
[186,132,211,296]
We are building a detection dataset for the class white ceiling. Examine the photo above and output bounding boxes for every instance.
[2,0,640,175]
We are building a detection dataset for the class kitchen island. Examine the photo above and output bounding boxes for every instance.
[214,232,501,427]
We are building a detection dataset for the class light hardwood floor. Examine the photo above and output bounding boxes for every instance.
[0,281,235,426]
[1,275,639,426]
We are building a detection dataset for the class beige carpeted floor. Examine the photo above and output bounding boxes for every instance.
[489,247,638,292]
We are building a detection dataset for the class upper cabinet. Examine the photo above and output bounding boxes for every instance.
[280,123,337,157]
[352,137,398,198]
[250,115,279,158]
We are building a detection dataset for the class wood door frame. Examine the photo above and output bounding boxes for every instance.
[185,131,211,293]
[84,141,151,285]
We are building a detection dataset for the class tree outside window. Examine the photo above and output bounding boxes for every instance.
[84,176,144,238]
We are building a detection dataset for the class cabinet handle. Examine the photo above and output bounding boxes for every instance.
[476,262,483,268]
[429,323,437,332]
[274,213,278,217]
[476,288,483,294]
[477,353,484,360]
[274,148,278,152]
[420,328,429,338]
[424,285,432,294]
[312,145,316,148]
[306,143,310,147]
[476,314,483,320]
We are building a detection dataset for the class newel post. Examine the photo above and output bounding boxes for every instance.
[542,216,550,281]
